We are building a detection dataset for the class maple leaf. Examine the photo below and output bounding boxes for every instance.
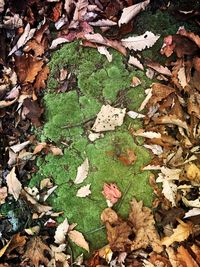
[68,230,89,252]
[161,220,193,247]
[102,183,122,206]
[121,31,160,51]
[23,237,51,267]
[6,167,22,200]
[129,198,163,253]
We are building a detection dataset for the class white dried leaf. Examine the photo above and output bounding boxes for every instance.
[184,208,200,218]
[121,31,160,51]
[76,184,91,198]
[182,197,200,208]
[143,144,163,155]
[127,111,145,119]
[133,130,161,139]
[89,19,117,27]
[0,98,17,108]
[68,230,89,252]
[138,88,152,111]
[10,140,30,153]
[119,0,150,27]
[74,158,89,184]
[9,24,36,56]
[128,56,144,70]
[92,105,126,132]
[43,185,58,201]
[6,167,22,200]
[157,173,177,207]
[88,132,103,142]
[97,46,112,62]
[50,37,69,49]
[54,218,69,244]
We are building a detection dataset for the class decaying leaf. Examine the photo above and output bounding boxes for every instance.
[68,230,89,252]
[122,31,160,51]
[97,46,112,62]
[76,184,91,197]
[118,0,150,27]
[161,220,193,247]
[102,183,122,206]
[6,167,22,200]
[0,187,7,205]
[129,198,163,253]
[184,163,200,182]
[54,218,69,244]
[92,105,126,132]
[23,237,51,267]
[74,158,89,184]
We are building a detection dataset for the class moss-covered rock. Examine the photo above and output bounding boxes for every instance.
[31,41,154,255]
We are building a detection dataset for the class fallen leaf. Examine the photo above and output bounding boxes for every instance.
[76,184,91,197]
[129,198,163,253]
[68,230,89,252]
[6,233,26,255]
[101,208,119,224]
[0,187,7,204]
[6,167,22,200]
[118,0,150,27]
[89,19,117,27]
[132,129,161,139]
[10,140,30,153]
[34,65,49,90]
[74,158,89,184]
[161,220,193,247]
[177,245,199,267]
[184,208,200,218]
[24,57,44,83]
[9,24,36,56]
[92,105,126,132]
[102,183,122,206]
[54,218,69,244]
[127,111,145,119]
[184,163,200,182]
[33,142,47,154]
[128,56,144,70]
[118,149,137,166]
[0,98,17,108]
[146,61,172,76]
[97,46,112,62]
[50,146,63,156]
[131,76,142,87]
[122,31,160,51]
[50,37,69,49]
[23,237,51,267]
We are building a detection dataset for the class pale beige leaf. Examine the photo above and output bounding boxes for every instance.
[6,167,22,200]
[97,46,112,62]
[54,218,69,244]
[161,220,193,247]
[10,141,30,153]
[178,67,187,88]
[68,230,89,252]
[122,31,160,51]
[129,198,163,253]
[128,56,144,70]
[92,105,126,132]
[74,158,89,184]
[184,208,200,218]
[119,0,150,27]
[76,184,91,197]
[127,111,145,119]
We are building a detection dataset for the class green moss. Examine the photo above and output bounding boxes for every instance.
[31,41,155,256]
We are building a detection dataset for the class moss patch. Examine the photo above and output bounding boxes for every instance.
[31,41,154,255]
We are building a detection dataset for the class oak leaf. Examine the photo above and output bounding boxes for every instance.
[161,220,193,247]
[129,198,163,253]
[23,237,51,267]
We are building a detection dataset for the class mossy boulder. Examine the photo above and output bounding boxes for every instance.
[31,41,154,255]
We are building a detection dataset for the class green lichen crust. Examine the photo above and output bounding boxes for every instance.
[32,42,154,255]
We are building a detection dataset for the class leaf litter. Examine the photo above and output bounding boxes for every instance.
[0,0,200,266]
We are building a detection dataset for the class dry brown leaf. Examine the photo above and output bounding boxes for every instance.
[129,198,163,253]
[6,167,22,200]
[6,233,26,255]
[177,245,199,267]
[101,208,119,224]
[24,39,45,56]
[161,220,193,247]
[146,61,172,76]
[178,27,200,48]
[68,230,89,252]
[34,65,49,90]
[24,57,44,83]
[33,142,47,154]
[23,237,51,267]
